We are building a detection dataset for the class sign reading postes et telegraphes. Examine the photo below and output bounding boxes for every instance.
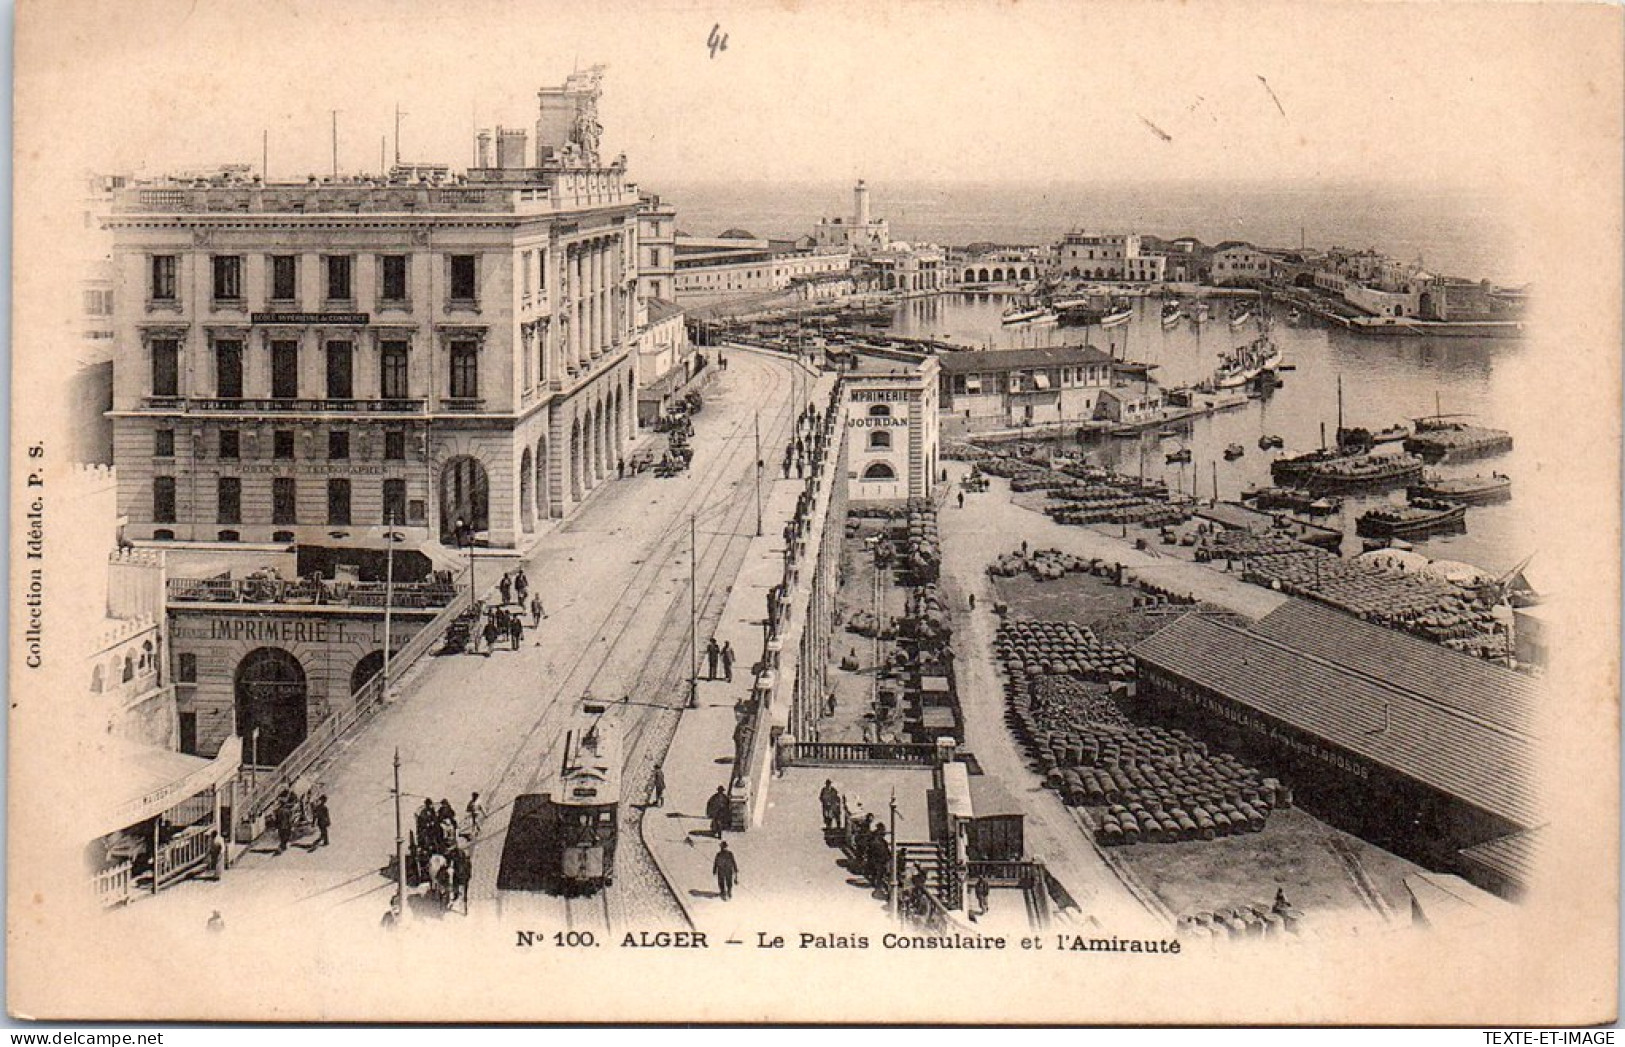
[251,312,371,325]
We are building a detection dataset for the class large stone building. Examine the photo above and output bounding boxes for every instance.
[672,233,851,305]
[1057,232,1165,283]
[812,180,891,255]
[104,71,642,553]
[937,345,1115,431]
[840,350,940,504]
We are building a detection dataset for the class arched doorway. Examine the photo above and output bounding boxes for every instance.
[977,268,989,283]
[519,447,535,534]
[535,435,550,520]
[583,405,598,488]
[438,455,489,544]
[235,647,308,766]
[350,650,385,695]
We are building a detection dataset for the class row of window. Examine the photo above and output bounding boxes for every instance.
[151,475,411,527]
[153,427,412,461]
[153,253,481,306]
[947,366,1107,395]
[149,338,479,400]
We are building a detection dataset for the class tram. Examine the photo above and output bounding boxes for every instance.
[531,699,622,894]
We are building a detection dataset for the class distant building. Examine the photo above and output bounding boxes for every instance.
[812,180,891,256]
[1057,232,1165,283]
[635,298,695,425]
[840,350,940,503]
[866,243,947,294]
[636,193,678,305]
[937,345,1115,431]
[673,233,850,304]
[1209,242,1272,286]
[954,246,1047,285]
[1093,381,1166,425]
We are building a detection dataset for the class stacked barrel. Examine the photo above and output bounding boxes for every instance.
[998,618,1279,847]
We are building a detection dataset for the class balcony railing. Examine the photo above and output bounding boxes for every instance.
[791,740,939,765]
[440,397,486,413]
[93,860,134,908]
[168,576,459,609]
[141,396,428,414]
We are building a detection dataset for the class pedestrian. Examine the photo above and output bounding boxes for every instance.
[969,593,976,610]
[380,901,400,929]
[957,490,965,509]
[482,616,498,657]
[206,910,225,933]
[706,638,721,680]
[531,594,545,627]
[499,572,512,606]
[417,798,439,852]
[450,846,472,912]
[312,794,331,848]
[824,691,837,717]
[713,841,739,901]
[782,458,791,480]
[648,765,666,807]
[706,785,731,837]
[819,779,842,830]
[437,798,458,839]
[510,615,522,650]
[720,641,734,682]
[514,569,529,606]
[207,831,225,879]
[795,457,804,479]
[466,792,487,837]
[973,875,991,915]
[617,458,626,479]
[273,799,293,854]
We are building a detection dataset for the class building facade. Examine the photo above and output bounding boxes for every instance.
[673,237,851,304]
[636,193,678,304]
[812,180,891,255]
[841,351,940,504]
[867,243,947,294]
[1208,243,1272,286]
[1057,232,1164,282]
[937,345,1115,431]
[105,77,642,553]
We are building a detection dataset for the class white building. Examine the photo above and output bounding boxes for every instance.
[1209,243,1272,286]
[841,350,940,503]
[1058,232,1165,283]
[812,180,891,256]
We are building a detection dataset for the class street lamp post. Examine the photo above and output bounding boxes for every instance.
[688,512,698,709]
[753,410,763,538]
[382,510,397,697]
[888,789,899,921]
[392,747,406,917]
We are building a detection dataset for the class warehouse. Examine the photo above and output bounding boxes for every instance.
[1131,599,1539,897]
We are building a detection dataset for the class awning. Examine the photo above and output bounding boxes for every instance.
[964,377,982,393]
[87,735,242,841]
[1033,372,1052,390]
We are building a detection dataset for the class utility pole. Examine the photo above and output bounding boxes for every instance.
[888,789,899,920]
[688,513,698,708]
[262,129,268,182]
[753,410,763,538]
[331,110,340,179]
[394,103,406,166]
[382,510,397,696]
[392,747,406,917]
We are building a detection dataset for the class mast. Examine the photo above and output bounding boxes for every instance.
[1337,374,1345,435]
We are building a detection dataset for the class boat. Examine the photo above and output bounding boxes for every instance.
[1160,301,1184,326]
[1406,473,1512,505]
[1272,450,1425,492]
[1001,303,1058,326]
[1229,306,1254,329]
[1257,434,1285,450]
[1371,423,1410,445]
[1166,447,1192,464]
[1403,416,1514,461]
[1188,302,1211,326]
[1212,336,1284,390]
[843,307,893,326]
[1224,443,1245,460]
[1243,486,1342,516]
[1355,498,1468,540]
[1100,305,1132,328]
[1287,309,1304,326]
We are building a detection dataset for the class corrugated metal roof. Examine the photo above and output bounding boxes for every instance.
[1251,600,1539,734]
[1457,826,1543,891]
[938,345,1112,375]
[1132,613,1537,829]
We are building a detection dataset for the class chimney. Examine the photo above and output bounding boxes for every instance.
[497,126,528,170]
[475,129,493,168]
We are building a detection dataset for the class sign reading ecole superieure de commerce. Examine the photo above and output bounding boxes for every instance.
[251,312,371,325]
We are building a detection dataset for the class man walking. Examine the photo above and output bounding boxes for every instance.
[720,641,734,683]
[712,842,739,901]
[466,792,487,838]
[312,794,331,848]
[499,572,512,607]
[706,785,732,837]
[819,779,842,831]
[648,765,666,808]
[706,638,721,681]
[530,594,546,627]
[514,569,529,607]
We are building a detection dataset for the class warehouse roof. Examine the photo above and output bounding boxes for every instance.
[1132,610,1537,829]
[938,345,1112,375]
[1250,600,1540,735]
[1456,826,1542,895]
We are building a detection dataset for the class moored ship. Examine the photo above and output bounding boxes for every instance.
[1212,337,1283,390]
[1271,449,1425,492]
[1402,417,1514,462]
[1406,473,1512,505]
[1355,498,1468,540]
[1242,486,1341,516]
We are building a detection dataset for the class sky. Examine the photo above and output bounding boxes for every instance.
[15,0,1621,198]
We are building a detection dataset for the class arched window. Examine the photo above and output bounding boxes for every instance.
[868,430,892,450]
[867,404,891,417]
[122,654,135,683]
[862,461,897,481]
[90,665,104,694]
